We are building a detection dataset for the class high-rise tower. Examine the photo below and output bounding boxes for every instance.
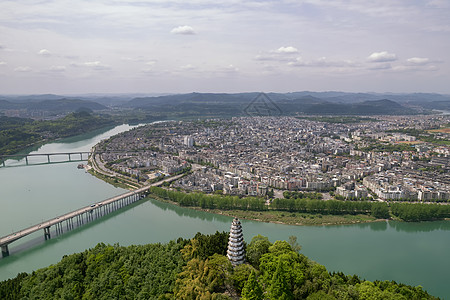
[227,217,245,266]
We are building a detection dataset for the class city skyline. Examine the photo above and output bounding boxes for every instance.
[0,0,449,94]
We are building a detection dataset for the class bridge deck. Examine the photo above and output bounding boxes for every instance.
[0,185,150,247]
[0,174,184,249]
[0,152,91,158]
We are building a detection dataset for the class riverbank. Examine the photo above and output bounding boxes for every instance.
[86,144,448,226]
[86,161,381,226]
[0,113,117,161]
[148,193,380,226]
[88,164,450,226]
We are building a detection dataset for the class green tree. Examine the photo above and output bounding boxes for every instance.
[288,236,302,253]
[259,241,304,298]
[307,290,337,300]
[230,264,255,293]
[269,259,292,299]
[246,235,272,268]
[371,203,390,219]
[241,270,263,300]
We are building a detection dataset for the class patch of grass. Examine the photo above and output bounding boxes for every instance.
[213,210,377,226]
[149,194,378,226]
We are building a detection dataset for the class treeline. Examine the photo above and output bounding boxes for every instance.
[0,112,115,157]
[272,198,390,219]
[391,203,450,222]
[151,187,450,222]
[360,142,414,153]
[296,116,378,124]
[150,186,267,211]
[388,128,450,146]
[283,191,323,200]
[0,232,438,299]
[151,187,390,219]
[388,197,449,203]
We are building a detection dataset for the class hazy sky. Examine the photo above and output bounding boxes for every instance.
[1,0,449,94]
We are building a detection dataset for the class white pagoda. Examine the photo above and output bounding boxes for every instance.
[227,217,245,266]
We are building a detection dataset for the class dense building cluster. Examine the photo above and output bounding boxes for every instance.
[93,115,449,202]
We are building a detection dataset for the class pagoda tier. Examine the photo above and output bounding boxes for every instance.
[227,217,245,266]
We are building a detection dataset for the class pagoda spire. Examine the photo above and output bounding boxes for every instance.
[227,217,245,266]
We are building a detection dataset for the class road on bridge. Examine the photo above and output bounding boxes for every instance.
[0,173,186,252]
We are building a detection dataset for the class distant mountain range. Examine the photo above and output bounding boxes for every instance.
[0,98,107,113]
[1,91,449,116]
[120,93,418,115]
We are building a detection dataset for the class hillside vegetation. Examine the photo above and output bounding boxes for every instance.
[0,232,437,299]
[0,112,115,157]
[122,93,416,117]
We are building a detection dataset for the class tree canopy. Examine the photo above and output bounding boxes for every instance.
[0,233,438,299]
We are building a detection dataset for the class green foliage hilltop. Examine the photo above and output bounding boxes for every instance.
[0,232,437,299]
[0,112,115,157]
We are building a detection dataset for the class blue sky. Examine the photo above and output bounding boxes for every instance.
[0,0,449,94]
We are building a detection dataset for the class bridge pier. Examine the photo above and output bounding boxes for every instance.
[0,185,151,258]
[25,156,28,165]
[1,245,9,257]
[68,153,71,161]
[47,154,50,163]
[44,227,51,240]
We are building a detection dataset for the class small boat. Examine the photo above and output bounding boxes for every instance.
[77,164,84,169]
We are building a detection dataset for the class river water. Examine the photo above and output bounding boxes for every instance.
[0,125,449,298]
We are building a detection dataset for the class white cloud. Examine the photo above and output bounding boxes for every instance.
[0,61,6,65]
[170,25,196,35]
[288,56,359,69]
[14,66,32,72]
[141,68,155,74]
[288,57,307,67]
[368,63,392,70]
[275,46,299,54]
[83,61,110,70]
[406,57,431,65]
[141,61,157,73]
[38,49,52,56]
[254,55,273,61]
[180,64,196,70]
[392,65,438,72]
[225,64,239,72]
[70,61,111,70]
[255,46,300,62]
[367,51,397,62]
[255,54,295,62]
[49,65,66,72]
[212,64,239,75]
[426,0,450,9]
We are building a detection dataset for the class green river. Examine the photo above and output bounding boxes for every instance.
[0,125,449,298]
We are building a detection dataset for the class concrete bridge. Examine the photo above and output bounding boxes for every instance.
[0,174,185,258]
[0,152,91,167]
[0,186,149,257]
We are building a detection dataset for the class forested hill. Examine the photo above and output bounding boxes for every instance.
[122,93,416,116]
[0,112,115,157]
[0,232,437,299]
[0,98,107,113]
